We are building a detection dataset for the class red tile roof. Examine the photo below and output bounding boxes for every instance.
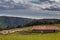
[32,25,59,30]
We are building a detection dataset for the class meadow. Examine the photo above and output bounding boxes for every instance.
[0,25,60,40]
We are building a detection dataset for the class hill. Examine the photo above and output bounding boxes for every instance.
[0,16,60,30]
[0,16,33,29]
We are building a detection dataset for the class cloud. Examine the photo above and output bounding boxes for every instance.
[0,0,60,19]
[29,0,60,11]
[41,0,60,11]
[0,0,31,10]
[0,0,60,11]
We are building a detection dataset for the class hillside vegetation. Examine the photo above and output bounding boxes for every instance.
[0,16,60,30]
[0,24,60,40]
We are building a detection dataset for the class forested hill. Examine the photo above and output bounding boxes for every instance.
[0,16,33,29]
[24,19,60,26]
[0,16,60,30]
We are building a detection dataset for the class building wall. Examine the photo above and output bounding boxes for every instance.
[32,30,58,33]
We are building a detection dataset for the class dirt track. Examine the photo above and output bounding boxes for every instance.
[0,27,32,35]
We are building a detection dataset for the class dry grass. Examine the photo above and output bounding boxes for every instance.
[0,24,60,40]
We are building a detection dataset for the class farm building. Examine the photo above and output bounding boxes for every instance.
[32,25,59,33]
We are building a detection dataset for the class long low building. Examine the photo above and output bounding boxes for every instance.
[32,25,59,33]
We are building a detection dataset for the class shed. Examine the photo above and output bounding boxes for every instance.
[32,25,59,33]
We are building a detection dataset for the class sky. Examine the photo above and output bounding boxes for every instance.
[0,0,60,19]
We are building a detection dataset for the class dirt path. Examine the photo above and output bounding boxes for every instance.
[0,27,32,35]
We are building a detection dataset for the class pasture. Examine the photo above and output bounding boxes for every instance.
[0,24,60,40]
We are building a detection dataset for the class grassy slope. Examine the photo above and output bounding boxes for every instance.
[0,25,60,40]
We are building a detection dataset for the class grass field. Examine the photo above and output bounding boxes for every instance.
[0,25,60,40]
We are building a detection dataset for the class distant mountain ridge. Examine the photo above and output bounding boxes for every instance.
[0,16,33,29]
[0,16,60,30]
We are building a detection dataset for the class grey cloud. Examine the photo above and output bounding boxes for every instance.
[0,9,60,19]
[0,0,60,19]
[0,0,30,10]
[30,0,60,11]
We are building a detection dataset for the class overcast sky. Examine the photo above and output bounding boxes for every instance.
[0,0,60,19]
